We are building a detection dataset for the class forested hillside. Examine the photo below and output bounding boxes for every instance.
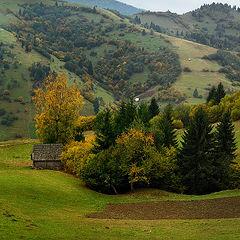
[64,0,144,15]
[0,0,240,141]
[136,3,240,51]
[8,3,180,100]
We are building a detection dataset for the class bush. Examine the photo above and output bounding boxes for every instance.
[1,114,18,126]
[0,108,6,117]
[231,108,240,121]
[61,137,95,175]
[183,67,192,72]
[76,116,96,131]
[173,120,184,129]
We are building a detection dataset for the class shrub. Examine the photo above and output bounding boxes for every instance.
[231,108,240,121]
[173,120,184,129]
[0,108,6,117]
[76,116,96,131]
[183,67,192,72]
[61,136,95,175]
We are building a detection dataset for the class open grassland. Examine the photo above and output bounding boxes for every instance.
[165,35,237,104]
[0,137,240,239]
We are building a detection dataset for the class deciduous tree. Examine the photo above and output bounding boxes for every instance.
[33,73,84,144]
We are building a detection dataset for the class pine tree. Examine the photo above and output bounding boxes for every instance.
[178,107,216,194]
[137,101,151,128]
[113,99,136,136]
[214,111,237,188]
[142,29,146,36]
[153,104,176,149]
[193,88,199,98]
[149,97,159,119]
[207,86,216,103]
[207,83,225,105]
[93,98,100,114]
[93,109,115,153]
[215,82,225,104]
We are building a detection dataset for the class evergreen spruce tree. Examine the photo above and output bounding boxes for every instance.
[207,86,216,103]
[207,83,225,105]
[178,107,217,194]
[149,97,159,119]
[152,104,176,149]
[193,88,199,98]
[113,99,136,136]
[137,101,151,128]
[93,109,115,153]
[93,98,100,114]
[215,82,226,104]
[214,111,237,188]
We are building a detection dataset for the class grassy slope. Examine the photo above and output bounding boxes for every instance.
[165,35,237,105]
[0,28,48,140]
[1,137,240,239]
[133,27,237,105]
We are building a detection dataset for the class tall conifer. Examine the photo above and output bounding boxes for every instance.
[149,97,159,119]
[178,107,216,194]
[214,111,237,188]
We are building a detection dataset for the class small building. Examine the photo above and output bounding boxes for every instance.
[31,144,63,169]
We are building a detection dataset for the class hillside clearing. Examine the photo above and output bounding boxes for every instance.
[164,35,236,104]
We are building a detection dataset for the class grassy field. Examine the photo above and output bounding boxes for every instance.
[0,136,240,239]
[165,35,237,105]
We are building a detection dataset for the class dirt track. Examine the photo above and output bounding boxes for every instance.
[87,196,240,220]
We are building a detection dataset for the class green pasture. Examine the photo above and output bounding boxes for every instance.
[0,134,240,239]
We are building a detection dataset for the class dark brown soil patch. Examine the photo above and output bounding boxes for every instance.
[87,196,240,220]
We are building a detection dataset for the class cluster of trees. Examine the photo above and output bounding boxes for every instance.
[207,82,226,105]
[0,43,19,80]
[29,62,51,88]
[203,50,240,83]
[33,75,239,195]
[156,88,187,103]
[61,98,237,195]
[10,3,181,100]
[1,113,18,126]
[94,41,181,98]
[187,3,240,50]
[143,3,240,51]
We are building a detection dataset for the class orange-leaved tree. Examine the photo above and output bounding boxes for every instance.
[33,73,84,144]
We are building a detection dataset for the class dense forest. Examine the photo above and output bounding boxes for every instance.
[9,3,181,101]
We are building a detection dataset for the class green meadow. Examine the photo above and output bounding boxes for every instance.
[1,127,240,240]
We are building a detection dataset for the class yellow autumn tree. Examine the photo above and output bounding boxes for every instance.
[33,73,84,144]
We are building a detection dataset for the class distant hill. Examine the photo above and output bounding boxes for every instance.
[0,0,239,141]
[135,3,240,51]
[63,0,144,15]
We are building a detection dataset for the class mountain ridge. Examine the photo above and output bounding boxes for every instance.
[62,0,144,15]
[135,3,240,51]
